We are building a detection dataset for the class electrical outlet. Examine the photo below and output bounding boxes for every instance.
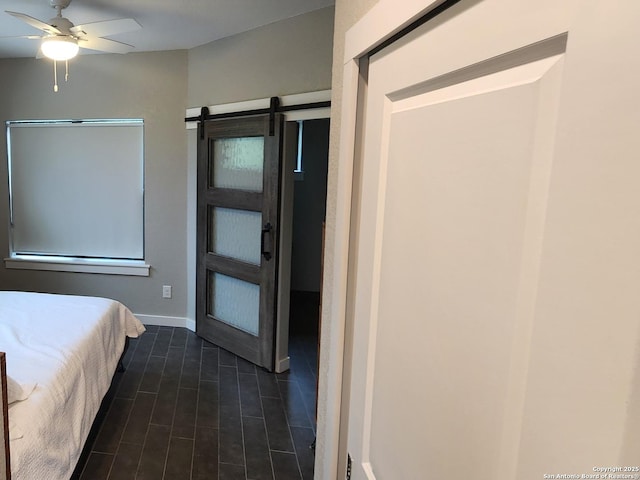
[162,285,172,299]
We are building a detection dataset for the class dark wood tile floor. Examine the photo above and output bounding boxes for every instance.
[73,309,318,480]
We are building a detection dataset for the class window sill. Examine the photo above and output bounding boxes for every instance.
[4,256,150,276]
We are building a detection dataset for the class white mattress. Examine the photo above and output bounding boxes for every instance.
[0,291,146,480]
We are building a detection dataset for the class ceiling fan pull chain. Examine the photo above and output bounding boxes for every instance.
[53,59,58,92]
[65,59,69,82]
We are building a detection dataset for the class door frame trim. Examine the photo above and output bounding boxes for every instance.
[318,1,451,478]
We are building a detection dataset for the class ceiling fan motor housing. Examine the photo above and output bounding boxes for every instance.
[49,0,72,9]
[47,16,74,34]
[48,0,74,34]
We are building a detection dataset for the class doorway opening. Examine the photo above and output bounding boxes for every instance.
[284,117,330,447]
[290,118,330,335]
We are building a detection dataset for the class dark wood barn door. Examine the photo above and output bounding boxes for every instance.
[196,114,282,370]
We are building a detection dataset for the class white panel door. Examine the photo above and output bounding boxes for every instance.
[346,1,640,479]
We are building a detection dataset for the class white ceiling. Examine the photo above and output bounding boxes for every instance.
[0,0,335,58]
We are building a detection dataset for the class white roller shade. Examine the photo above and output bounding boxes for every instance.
[7,119,144,260]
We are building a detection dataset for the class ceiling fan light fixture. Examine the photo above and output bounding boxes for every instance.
[41,35,78,61]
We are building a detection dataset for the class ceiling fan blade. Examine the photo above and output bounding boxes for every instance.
[70,18,140,38]
[0,35,41,40]
[5,11,60,35]
[78,36,134,54]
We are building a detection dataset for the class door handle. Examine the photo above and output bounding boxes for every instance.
[261,222,273,261]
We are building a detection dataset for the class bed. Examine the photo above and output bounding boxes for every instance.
[0,291,146,480]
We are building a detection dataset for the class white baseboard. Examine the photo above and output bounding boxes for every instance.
[134,314,195,332]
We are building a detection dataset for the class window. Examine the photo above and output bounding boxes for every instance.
[294,120,304,181]
[5,119,148,275]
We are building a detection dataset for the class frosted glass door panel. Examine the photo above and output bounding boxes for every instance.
[209,207,262,264]
[209,272,260,336]
[211,137,264,191]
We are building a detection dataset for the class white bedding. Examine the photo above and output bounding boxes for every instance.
[0,291,145,480]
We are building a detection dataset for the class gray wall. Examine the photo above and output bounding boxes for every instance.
[291,119,330,292]
[0,7,335,321]
[188,7,334,106]
[0,50,189,317]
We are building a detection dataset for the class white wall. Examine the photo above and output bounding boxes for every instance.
[315,0,378,478]
[321,0,640,478]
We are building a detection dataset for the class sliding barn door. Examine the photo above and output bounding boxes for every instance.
[196,114,282,370]
[346,0,640,479]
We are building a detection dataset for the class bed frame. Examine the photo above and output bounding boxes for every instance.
[1,352,10,480]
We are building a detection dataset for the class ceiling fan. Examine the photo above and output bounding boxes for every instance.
[4,0,141,91]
